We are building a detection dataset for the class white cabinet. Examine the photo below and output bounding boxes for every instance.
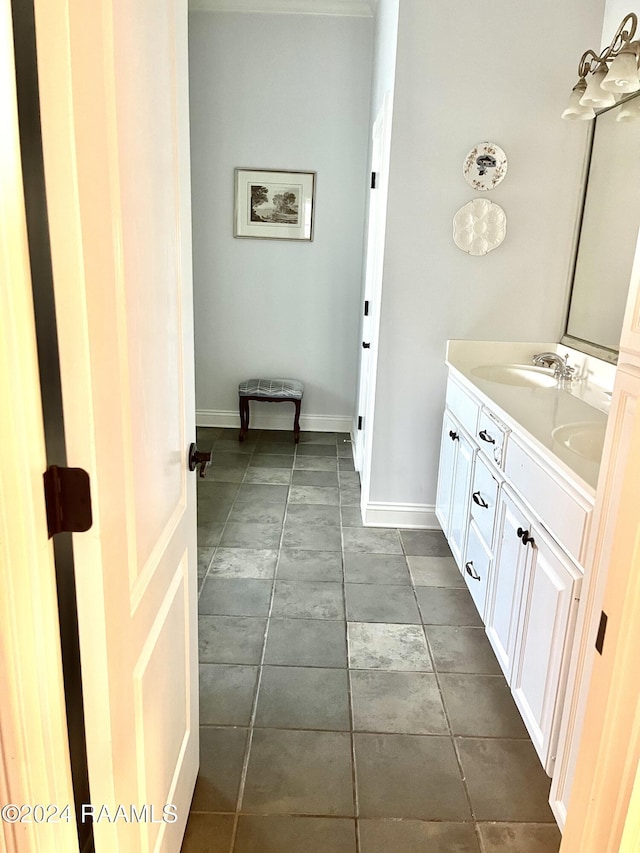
[463,520,492,617]
[486,489,530,680]
[435,412,458,535]
[487,487,582,773]
[448,430,475,568]
[435,410,476,569]
[511,522,581,775]
[436,372,589,779]
[469,453,499,545]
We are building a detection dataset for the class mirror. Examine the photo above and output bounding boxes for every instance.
[562,93,640,363]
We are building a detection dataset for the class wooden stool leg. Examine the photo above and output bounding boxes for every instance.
[239,396,249,441]
[293,399,301,444]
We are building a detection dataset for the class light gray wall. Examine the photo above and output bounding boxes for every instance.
[368,0,606,507]
[602,0,639,45]
[189,12,373,424]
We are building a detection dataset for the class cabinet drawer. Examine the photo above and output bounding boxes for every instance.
[477,407,509,467]
[470,454,499,545]
[463,521,492,619]
[504,438,590,561]
[446,379,479,436]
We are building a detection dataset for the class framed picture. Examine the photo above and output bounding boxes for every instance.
[234,168,316,241]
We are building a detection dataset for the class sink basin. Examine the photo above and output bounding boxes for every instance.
[471,363,558,388]
[552,421,606,463]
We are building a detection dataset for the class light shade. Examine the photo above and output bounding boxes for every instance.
[616,97,640,121]
[580,65,617,107]
[601,49,640,93]
[562,79,596,120]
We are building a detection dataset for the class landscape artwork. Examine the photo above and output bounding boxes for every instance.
[234,168,315,241]
[249,182,301,225]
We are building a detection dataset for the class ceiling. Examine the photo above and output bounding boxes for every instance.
[188,0,376,16]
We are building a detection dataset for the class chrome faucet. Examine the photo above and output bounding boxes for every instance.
[532,352,575,383]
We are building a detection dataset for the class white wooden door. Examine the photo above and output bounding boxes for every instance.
[559,362,640,851]
[486,488,531,681]
[552,363,640,834]
[511,525,582,775]
[0,3,78,848]
[33,1,198,851]
[619,228,640,356]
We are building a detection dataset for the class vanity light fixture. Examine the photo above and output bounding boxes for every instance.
[616,97,640,122]
[562,12,640,120]
[580,65,617,108]
[561,79,596,120]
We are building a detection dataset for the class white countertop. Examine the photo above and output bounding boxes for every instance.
[446,340,615,494]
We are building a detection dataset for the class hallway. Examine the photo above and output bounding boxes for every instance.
[182,427,561,853]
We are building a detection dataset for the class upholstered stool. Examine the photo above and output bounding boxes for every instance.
[238,379,304,443]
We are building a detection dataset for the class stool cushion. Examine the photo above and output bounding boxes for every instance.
[239,379,304,399]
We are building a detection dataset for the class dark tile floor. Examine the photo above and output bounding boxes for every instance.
[182,428,561,853]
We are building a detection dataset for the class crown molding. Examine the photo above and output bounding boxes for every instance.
[189,0,375,17]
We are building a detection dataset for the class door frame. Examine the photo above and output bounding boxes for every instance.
[355,91,393,515]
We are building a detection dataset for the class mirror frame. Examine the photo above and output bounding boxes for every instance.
[561,93,640,365]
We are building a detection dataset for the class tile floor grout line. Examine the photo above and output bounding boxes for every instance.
[475,821,489,853]
[197,433,258,597]
[401,531,485,844]
[194,426,246,853]
[228,434,296,852]
[406,540,483,835]
[339,445,362,853]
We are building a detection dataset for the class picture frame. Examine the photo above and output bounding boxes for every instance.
[234,168,316,241]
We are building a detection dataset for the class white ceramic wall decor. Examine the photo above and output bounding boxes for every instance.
[453,198,506,256]
[463,142,508,191]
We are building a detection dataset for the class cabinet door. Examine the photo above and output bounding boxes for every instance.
[486,489,531,681]
[511,526,582,775]
[435,411,458,536]
[448,429,475,569]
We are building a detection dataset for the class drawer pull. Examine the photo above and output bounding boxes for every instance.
[449,430,459,441]
[465,561,481,581]
[479,429,495,445]
[472,491,489,508]
[517,526,535,547]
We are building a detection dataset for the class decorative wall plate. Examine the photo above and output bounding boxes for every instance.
[463,142,508,191]
[453,199,506,256]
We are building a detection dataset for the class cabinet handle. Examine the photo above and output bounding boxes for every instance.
[449,430,459,441]
[517,526,535,547]
[472,491,489,508]
[478,429,495,445]
[465,561,481,581]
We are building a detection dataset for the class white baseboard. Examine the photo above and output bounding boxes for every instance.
[362,501,440,530]
[196,409,352,434]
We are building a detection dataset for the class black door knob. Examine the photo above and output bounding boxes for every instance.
[188,443,212,478]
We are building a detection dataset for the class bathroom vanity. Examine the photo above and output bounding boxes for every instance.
[431,67,640,843]
[435,339,614,778]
